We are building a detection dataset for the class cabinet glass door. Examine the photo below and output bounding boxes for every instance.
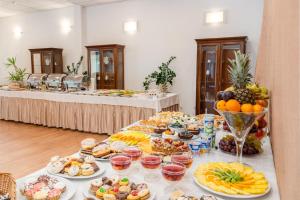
[42,52,52,74]
[33,53,41,73]
[90,50,101,89]
[102,49,115,89]
[200,45,218,114]
[221,44,241,90]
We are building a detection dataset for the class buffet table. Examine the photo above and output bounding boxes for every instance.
[16,131,280,200]
[0,90,179,134]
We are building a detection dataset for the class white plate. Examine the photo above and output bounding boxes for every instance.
[48,163,106,179]
[193,176,271,199]
[17,175,76,200]
[82,180,156,200]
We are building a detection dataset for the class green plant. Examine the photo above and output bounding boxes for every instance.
[5,57,27,81]
[143,56,176,90]
[66,56,83,75]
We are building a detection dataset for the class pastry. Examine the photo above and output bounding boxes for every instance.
[90,179,103,194]
[92,143,111,158]
[48,189,62,200]
[96,187,107,199]
[103,193,117,200]
[47,161,64,174]
[119,185,131,193]
[138,189,150,200]
[81,163,95,176]
[127,190,140,200]
[68,165,80,176]
[53,182,66,192]
[115,192,129,200]
[33,190,48,200]
[81,138,97,150]
[110,141,128,152]
[84,155,96,163]
[200,195,218,200]
[119,177,129,186]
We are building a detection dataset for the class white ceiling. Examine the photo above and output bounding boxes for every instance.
[0,0,127,18]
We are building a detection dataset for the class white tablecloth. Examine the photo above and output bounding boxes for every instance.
[16,131,280,200]
[0,90,179,112]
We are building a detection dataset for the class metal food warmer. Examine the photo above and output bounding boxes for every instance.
[63,75,87,92]
[45,74,66,91]
[26,73,48,90]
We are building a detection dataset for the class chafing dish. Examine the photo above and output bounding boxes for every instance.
[45,74,66,91]
[63,75,87,91]
[26,73,48,90]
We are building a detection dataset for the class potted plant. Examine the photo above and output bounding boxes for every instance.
[65,56,90,86]
[5,57,27,89]
[143,56,176,93]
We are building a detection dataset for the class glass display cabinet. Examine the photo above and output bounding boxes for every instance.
[29,48,63,74]
[195,36,247,114]
[86,44,125,89]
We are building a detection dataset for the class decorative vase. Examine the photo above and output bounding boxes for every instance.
[159,84,169,93]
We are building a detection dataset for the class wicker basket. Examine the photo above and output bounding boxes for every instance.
[0,173,16,200]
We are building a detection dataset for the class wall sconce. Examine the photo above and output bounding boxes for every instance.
[205,11,224,24]
[13,26,23,39]
[60,18,72,34]
[124,20,138,34]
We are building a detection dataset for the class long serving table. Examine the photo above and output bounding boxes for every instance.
[16,131,280,200]
[0,90,179,134]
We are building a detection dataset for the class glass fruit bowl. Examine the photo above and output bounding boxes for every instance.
[140,153,162,182]
[215,105,267,163]
[110,153,132,175]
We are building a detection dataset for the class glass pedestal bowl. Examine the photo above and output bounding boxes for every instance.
[215,107,267,163]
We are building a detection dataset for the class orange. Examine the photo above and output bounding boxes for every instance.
[216,100,227,111]
[253,104,264,113]
[241,104,254,113]
[225,99,241,112]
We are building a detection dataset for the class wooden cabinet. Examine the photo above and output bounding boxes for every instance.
[29,48,63,74]
[195,36,247,114]
[86,44,125,89]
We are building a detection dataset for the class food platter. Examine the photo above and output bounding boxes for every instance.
[48,163,106,180]
[193,177,271,199]
[17,175,76,200]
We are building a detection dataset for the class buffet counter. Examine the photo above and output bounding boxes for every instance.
[16,132,280,200]
[0,90,179,134]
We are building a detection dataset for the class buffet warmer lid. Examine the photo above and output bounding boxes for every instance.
[46,74,66,83]
[27,73,48,83]
[63,75,84,84]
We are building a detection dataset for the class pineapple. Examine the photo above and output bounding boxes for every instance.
[228,51,256,105]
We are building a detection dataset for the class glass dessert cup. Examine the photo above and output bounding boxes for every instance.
[171,152,193,168]
[110,153,132,176]
[123,146,142,173]
[215,106,267,163]
[161,162,186,194]
[140,154,162,182]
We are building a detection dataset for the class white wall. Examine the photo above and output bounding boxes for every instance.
[0,6,83,83]
[0,0,264,114]
[85,0,264,114]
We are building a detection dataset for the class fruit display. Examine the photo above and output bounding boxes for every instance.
[151,138,189,155]
[109,131,150,146]
[88,176,152,200]
[194,162,269,195]
[216,51,269,113]
[219,135,263,155]
[47,155,100,177]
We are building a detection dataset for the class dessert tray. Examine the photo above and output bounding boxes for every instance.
[82,176,156,200]
[81,140,129,161]
[193,162,271,199]
[17,175,76,200]
[47,155,105,179]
